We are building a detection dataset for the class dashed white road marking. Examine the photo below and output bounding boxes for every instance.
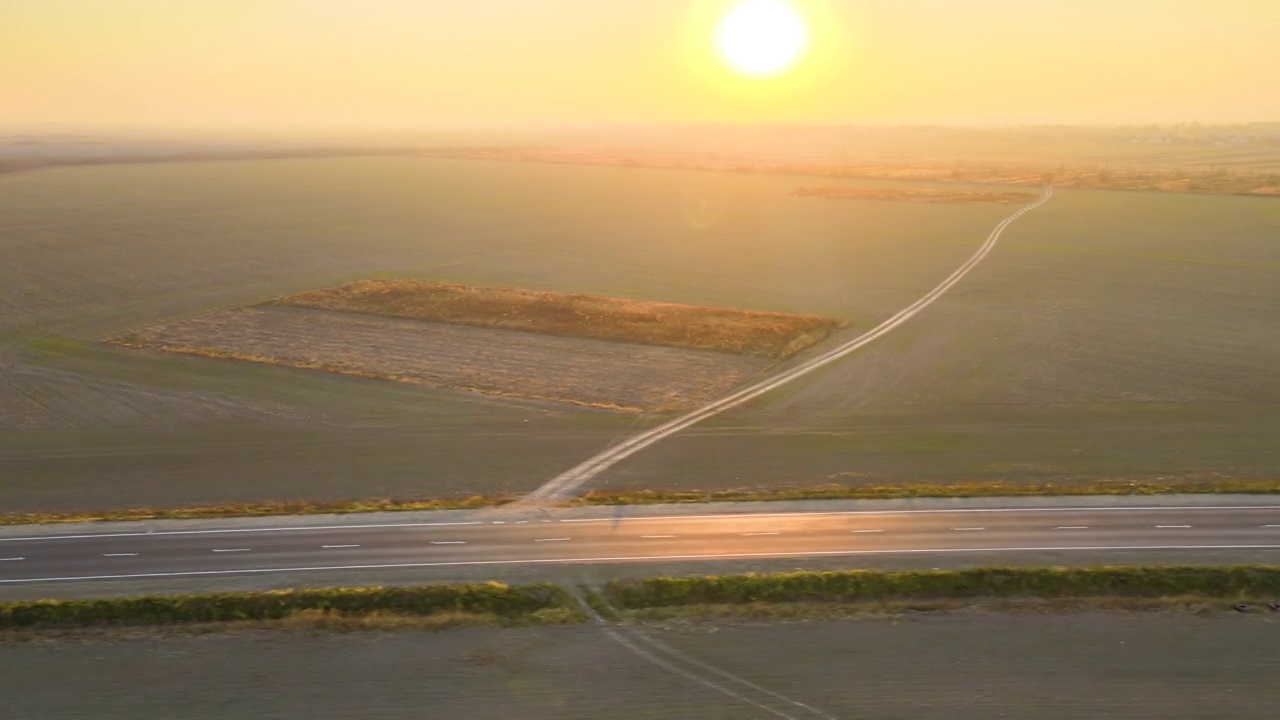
[951,527,986,532]
[641,535,677,539]
[0,557,23,562]
[101,553,138,557]
[211,548,251,553]
[1055,526,1090,530]
[1262,525,1280,528]
[1156,525,1192,529]
[430,541,466,545]
[742,532,781,536]
[322,545,360,549]
[10,544,1280,585]
[534,537,572,543]
[851,529,883,534]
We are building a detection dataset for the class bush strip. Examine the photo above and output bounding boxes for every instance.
[603,566,1280,608]
[0,582,573,630]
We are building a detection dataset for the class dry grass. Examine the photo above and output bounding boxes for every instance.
[7,478,1280,526]
[273,280,845,360]
[0,495,513,526]
[794,186,1037,204]
[567,478,1280,506]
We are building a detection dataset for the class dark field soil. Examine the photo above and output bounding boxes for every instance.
[118,306,771,412]
[4,613,1277,719]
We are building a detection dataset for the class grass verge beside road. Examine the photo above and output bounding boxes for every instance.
[5,479,1280,526]
[567,479,1280,505]
[0,583,581,632]
[0,496,515,526]
[5,568,1279,635]
[601,566,1280,614]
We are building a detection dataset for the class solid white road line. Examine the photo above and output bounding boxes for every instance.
[512,189,1055,506]
[322,545,360,549]
[211,548,250,553]
[101,553,138,557]
[7,543,1280,585]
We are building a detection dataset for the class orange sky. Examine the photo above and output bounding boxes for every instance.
[3,0,1277,129]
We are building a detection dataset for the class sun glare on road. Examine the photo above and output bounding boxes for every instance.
[715,0,810,78]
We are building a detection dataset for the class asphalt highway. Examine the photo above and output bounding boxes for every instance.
[3,503,1279,587]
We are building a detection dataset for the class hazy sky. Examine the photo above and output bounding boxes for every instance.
[3,0,1277,129]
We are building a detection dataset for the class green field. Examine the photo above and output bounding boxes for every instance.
[0,157,1009,512]
[4,615,1277,719]
[600,187,1280,491]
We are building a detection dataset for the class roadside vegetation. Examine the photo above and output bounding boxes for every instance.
[601,566,1280,614]
[273,279,845,360]
[794,186,1037,204]
[0,583,581,632]
[566,479,1280,506]
[0,495,513,526]
[6,568,1279,635]
[6,478,1280,526]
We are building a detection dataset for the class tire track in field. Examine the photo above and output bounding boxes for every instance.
[512,187,1055,507]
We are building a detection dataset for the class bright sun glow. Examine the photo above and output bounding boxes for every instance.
[715,0,810,78]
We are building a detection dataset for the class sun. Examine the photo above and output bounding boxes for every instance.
[714,0,811,78]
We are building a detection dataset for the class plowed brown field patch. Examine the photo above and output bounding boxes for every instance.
[114,307,772,412]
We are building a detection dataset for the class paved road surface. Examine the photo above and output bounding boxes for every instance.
[3,502,1278,587]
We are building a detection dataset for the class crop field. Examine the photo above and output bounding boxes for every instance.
[116,305,772,412]
[3,614,1277,719]
[0,156,1008,512]
[599,188,1280,492]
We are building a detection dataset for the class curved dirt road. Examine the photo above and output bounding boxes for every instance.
[513,188,1055,507]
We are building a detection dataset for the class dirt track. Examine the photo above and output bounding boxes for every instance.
[4,613,1276,719]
